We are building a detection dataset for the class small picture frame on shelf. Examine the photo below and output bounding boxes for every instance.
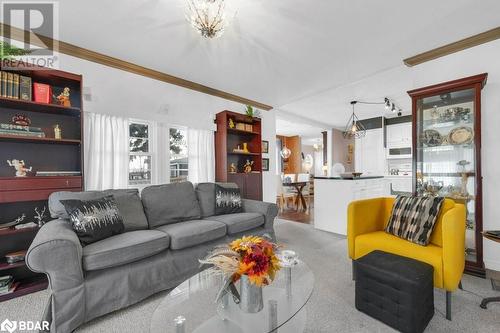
[262,140,269,154]
[262,158,269,171]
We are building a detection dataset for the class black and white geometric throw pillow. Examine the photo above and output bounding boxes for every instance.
[60,195,124,245]
[215,184,242,215]
[385,195,444,246]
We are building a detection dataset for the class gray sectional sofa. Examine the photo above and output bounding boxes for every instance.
[26,182,278,333]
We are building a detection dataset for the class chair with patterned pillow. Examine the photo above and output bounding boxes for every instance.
[347,197,466,320]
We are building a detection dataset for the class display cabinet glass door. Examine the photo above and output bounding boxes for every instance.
[415,88,477,263]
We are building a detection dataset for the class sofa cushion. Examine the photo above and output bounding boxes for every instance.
[215,184,242,215]
[156,220,226,250]
[61,196,125,246]
[49,189,149,232]
[209,213,264,234]
[142,182,201,228]
[102,189,149,231]
[354,231,444,288]
[196,183,216,218]
[196,182,240,218]
[82,230,170,271]
[49,190,102,219]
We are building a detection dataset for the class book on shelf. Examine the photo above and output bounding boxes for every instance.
[19,75,32,101]
[6,72,13,98]
[0,71,6,97]
[12,74,19,99]
[0,123,44,133]
[0,129,46,138]
[0,275,19,295]
[36,171,81,177]
[33,82,51,104]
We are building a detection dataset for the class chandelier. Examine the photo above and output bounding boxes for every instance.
[343,101,366,139]
[186,0,234,38]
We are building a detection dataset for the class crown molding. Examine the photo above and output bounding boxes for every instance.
[404,26,500,67]
[0,23,273,111]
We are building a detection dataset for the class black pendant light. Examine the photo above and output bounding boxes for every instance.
[343,101,366,139]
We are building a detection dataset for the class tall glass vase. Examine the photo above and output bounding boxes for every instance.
[239,275,263,313]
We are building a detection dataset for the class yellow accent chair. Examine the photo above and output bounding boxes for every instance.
[347,197,466,320]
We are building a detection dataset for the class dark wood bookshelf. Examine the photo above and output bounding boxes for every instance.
[0,96,81,116]
[0,276,48,302]
[0,134,81,145]
[0,226,39,237]
[215,110,262,200]
[0,65,83,302]
[0,260,26,271]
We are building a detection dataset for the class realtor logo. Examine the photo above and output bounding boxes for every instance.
[0,1,59,69]
[0,319,16,333]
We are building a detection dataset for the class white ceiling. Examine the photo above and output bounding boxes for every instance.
[12,0,500,130]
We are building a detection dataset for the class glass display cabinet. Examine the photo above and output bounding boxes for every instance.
[408,73,488,276]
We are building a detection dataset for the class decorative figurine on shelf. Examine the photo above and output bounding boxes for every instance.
[55,87,71,107]
[229,163,237,173]
[457,160,471,198]
[34,206,47,227]
[242,142,249,153]
[12,114,31,126]
[243,160,254,173]
[6,159,32,177]
[229,118,235,129]
[54,124,62,139]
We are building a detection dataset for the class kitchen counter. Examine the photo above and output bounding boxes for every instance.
[314,176,385,180]
[314,177,389,235]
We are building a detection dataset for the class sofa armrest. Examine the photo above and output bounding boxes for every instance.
[242,199,278,230]
[347,197,392,259]
[441,203,466,291]
[26,219,84,291]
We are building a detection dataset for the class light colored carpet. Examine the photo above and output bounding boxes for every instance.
[1,219,499,332]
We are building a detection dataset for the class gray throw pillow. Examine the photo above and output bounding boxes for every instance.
[385,195,444,246]
[215,184,242,215]
[60,195,125,246]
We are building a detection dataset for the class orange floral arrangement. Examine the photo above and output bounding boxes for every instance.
[200,235,281,287]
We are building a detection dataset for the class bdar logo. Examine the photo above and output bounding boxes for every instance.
[0,319,17,333]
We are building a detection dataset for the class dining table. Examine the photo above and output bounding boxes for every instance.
[282,181,308,212]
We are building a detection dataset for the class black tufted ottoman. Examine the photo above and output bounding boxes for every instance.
[354,250,434,333]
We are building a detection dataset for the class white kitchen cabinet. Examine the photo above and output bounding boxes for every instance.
[386,122,412,148]
[314,177,389,235]
[386,176,413,193]
[355,128,385,175]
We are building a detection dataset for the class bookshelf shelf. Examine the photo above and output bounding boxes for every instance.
[0,96,81,116]
[0,276,48,302]
[0,134,81,145]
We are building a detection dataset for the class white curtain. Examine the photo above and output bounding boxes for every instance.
[188,128,215,184]
[84,112,129,190]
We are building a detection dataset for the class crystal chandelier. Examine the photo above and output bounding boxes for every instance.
[186,0,234,38]
[343,101,366,139]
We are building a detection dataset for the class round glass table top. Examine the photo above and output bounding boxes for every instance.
[150,260,314,333]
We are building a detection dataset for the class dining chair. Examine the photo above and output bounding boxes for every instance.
[276,175,296,212]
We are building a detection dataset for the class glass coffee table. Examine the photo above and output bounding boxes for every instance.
[150,260,314,333]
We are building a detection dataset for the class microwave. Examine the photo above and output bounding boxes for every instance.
[387,146,412,159]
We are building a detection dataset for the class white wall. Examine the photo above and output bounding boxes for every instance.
[51,52,277,202]
[407,39,500,270]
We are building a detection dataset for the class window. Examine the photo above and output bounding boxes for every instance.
[129,122,152,185]
[169,127,188,183]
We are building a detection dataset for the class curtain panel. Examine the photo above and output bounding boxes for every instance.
[187,128,215,184]
[84,112,129,190]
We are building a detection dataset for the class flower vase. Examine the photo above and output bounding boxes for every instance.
[239,275,263,313]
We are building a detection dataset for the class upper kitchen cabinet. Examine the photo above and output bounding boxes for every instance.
[355,117,385,176]
[386,122,412,159]
[408,73,487,277]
